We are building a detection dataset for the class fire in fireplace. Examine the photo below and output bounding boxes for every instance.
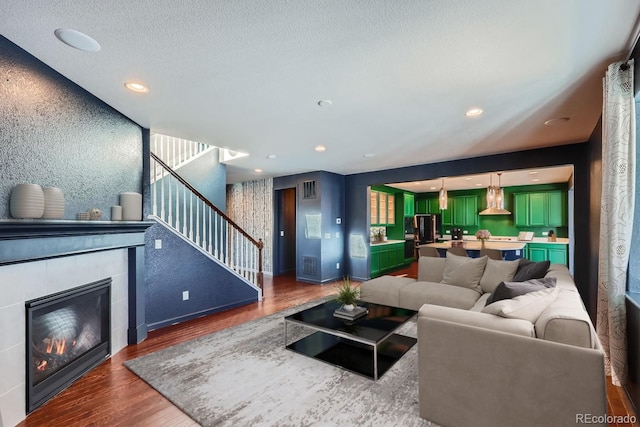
[26,278,111,413]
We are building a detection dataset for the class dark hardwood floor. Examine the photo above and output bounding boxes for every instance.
[19,264,637,426]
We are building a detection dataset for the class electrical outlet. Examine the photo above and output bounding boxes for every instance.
[155,239,162,249]
[445,230,450,234]
[542,231,548,236]
[335,232,340,238]
[182,290,189,301]
[325,233,331,239]
[463,230,468,234]
[336,262,340,269]
[336,218,341,224]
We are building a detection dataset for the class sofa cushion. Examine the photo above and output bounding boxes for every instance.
[419,304,536,337]
[485,277,557,306]
[513,259,550,281]
[359,275,415,307]
[479,258,520,294]
[441,253,487,294]
[399,282,482,311]
[482,287,559,323]
[418,256,446,283]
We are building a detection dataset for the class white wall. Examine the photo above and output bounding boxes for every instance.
[0,249,129,426]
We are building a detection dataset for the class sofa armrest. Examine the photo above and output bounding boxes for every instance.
[417,315,607,427]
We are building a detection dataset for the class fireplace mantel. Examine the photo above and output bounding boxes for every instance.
[0,219,154,265]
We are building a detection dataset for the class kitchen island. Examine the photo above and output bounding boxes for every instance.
[419,240,527,260]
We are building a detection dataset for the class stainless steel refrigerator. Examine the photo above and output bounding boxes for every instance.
[414,214,441,245]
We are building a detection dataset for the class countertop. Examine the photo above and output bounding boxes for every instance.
[439,235,569,245]
[420,241,527,251]
[370,239,405,246]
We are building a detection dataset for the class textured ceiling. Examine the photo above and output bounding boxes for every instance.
[1,1,639,184]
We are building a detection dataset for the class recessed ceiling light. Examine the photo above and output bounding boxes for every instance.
[317,100,333,107]
[429,186,437,190]
[465,177,472,181]
[54,28,101,52]
[315,145,326,152]
[529,171,538,175]
[254,168,263,173]
[475,183,483,187]
[465,108,484,117]
[124,82,149,93]
[532,178,540,182]
[267,154,277,159]
[544,117,570,125]
[363,153,376,158]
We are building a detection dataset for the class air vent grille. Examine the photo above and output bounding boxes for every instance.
[302,180,317,199]
[302,256,318,276]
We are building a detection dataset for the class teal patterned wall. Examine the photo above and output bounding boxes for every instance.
[226,179,274,274]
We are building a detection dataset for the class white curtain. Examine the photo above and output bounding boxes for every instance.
[597,59,635,387]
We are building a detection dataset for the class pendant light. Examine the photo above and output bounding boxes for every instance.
[479,172,511,215]
[438,179,448,210]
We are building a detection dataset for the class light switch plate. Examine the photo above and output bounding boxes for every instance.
[155,239,162,249]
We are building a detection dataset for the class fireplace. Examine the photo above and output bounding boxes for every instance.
[25,278,111,413]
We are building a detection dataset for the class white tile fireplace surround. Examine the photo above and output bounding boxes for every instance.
[0,249,129,426]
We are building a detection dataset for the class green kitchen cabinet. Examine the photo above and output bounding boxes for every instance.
[451,195,478,227]
[403,193,415,216]
[415,197,439,215]
[428,198,440,214]
[370,242,406,277]
[526,243,568,266]
[514,191,566,227]
[547,191,567,227]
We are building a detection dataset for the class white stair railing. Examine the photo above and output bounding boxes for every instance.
[150,152,263,290]
[150,133,215,182]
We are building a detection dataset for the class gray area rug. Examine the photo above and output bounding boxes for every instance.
[125,298,436,427]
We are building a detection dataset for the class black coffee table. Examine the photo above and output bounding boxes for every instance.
[284,300,417,380]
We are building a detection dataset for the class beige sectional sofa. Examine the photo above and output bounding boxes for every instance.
[360,253,606,427]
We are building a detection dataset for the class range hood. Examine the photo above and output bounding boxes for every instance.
[479,207,511,215]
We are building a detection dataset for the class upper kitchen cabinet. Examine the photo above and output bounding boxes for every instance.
[403,192,415,217]
[370,189,395,225]
[514,191,567,227]
[438,195,477,227]
[415,197,440,215]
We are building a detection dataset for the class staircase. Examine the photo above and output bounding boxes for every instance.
[149,135,263,296]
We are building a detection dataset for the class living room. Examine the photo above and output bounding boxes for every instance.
[2,2,640,426]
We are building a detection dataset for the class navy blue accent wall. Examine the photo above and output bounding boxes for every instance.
[274,171,345,284]
[144,223,258,330]
[0,36,143,219]
[344,144,593,311]
[175,148,227,211]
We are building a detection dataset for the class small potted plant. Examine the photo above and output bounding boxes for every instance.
[335,276,360,311]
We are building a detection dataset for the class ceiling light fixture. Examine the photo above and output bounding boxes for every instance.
[317,100,333,107]
[124,82,149,93]
[315,145,326,152]
[479,172,511,215]
[465,108,484,117]
[254,168,263,173]
[363,153,376,158]
[438,179,448,210]
[267,154,277,159]
[54,28,101,52]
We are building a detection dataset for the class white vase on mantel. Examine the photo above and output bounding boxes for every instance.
[42,186,65,219]
[10,183,45,219]
[343,304,355,312]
